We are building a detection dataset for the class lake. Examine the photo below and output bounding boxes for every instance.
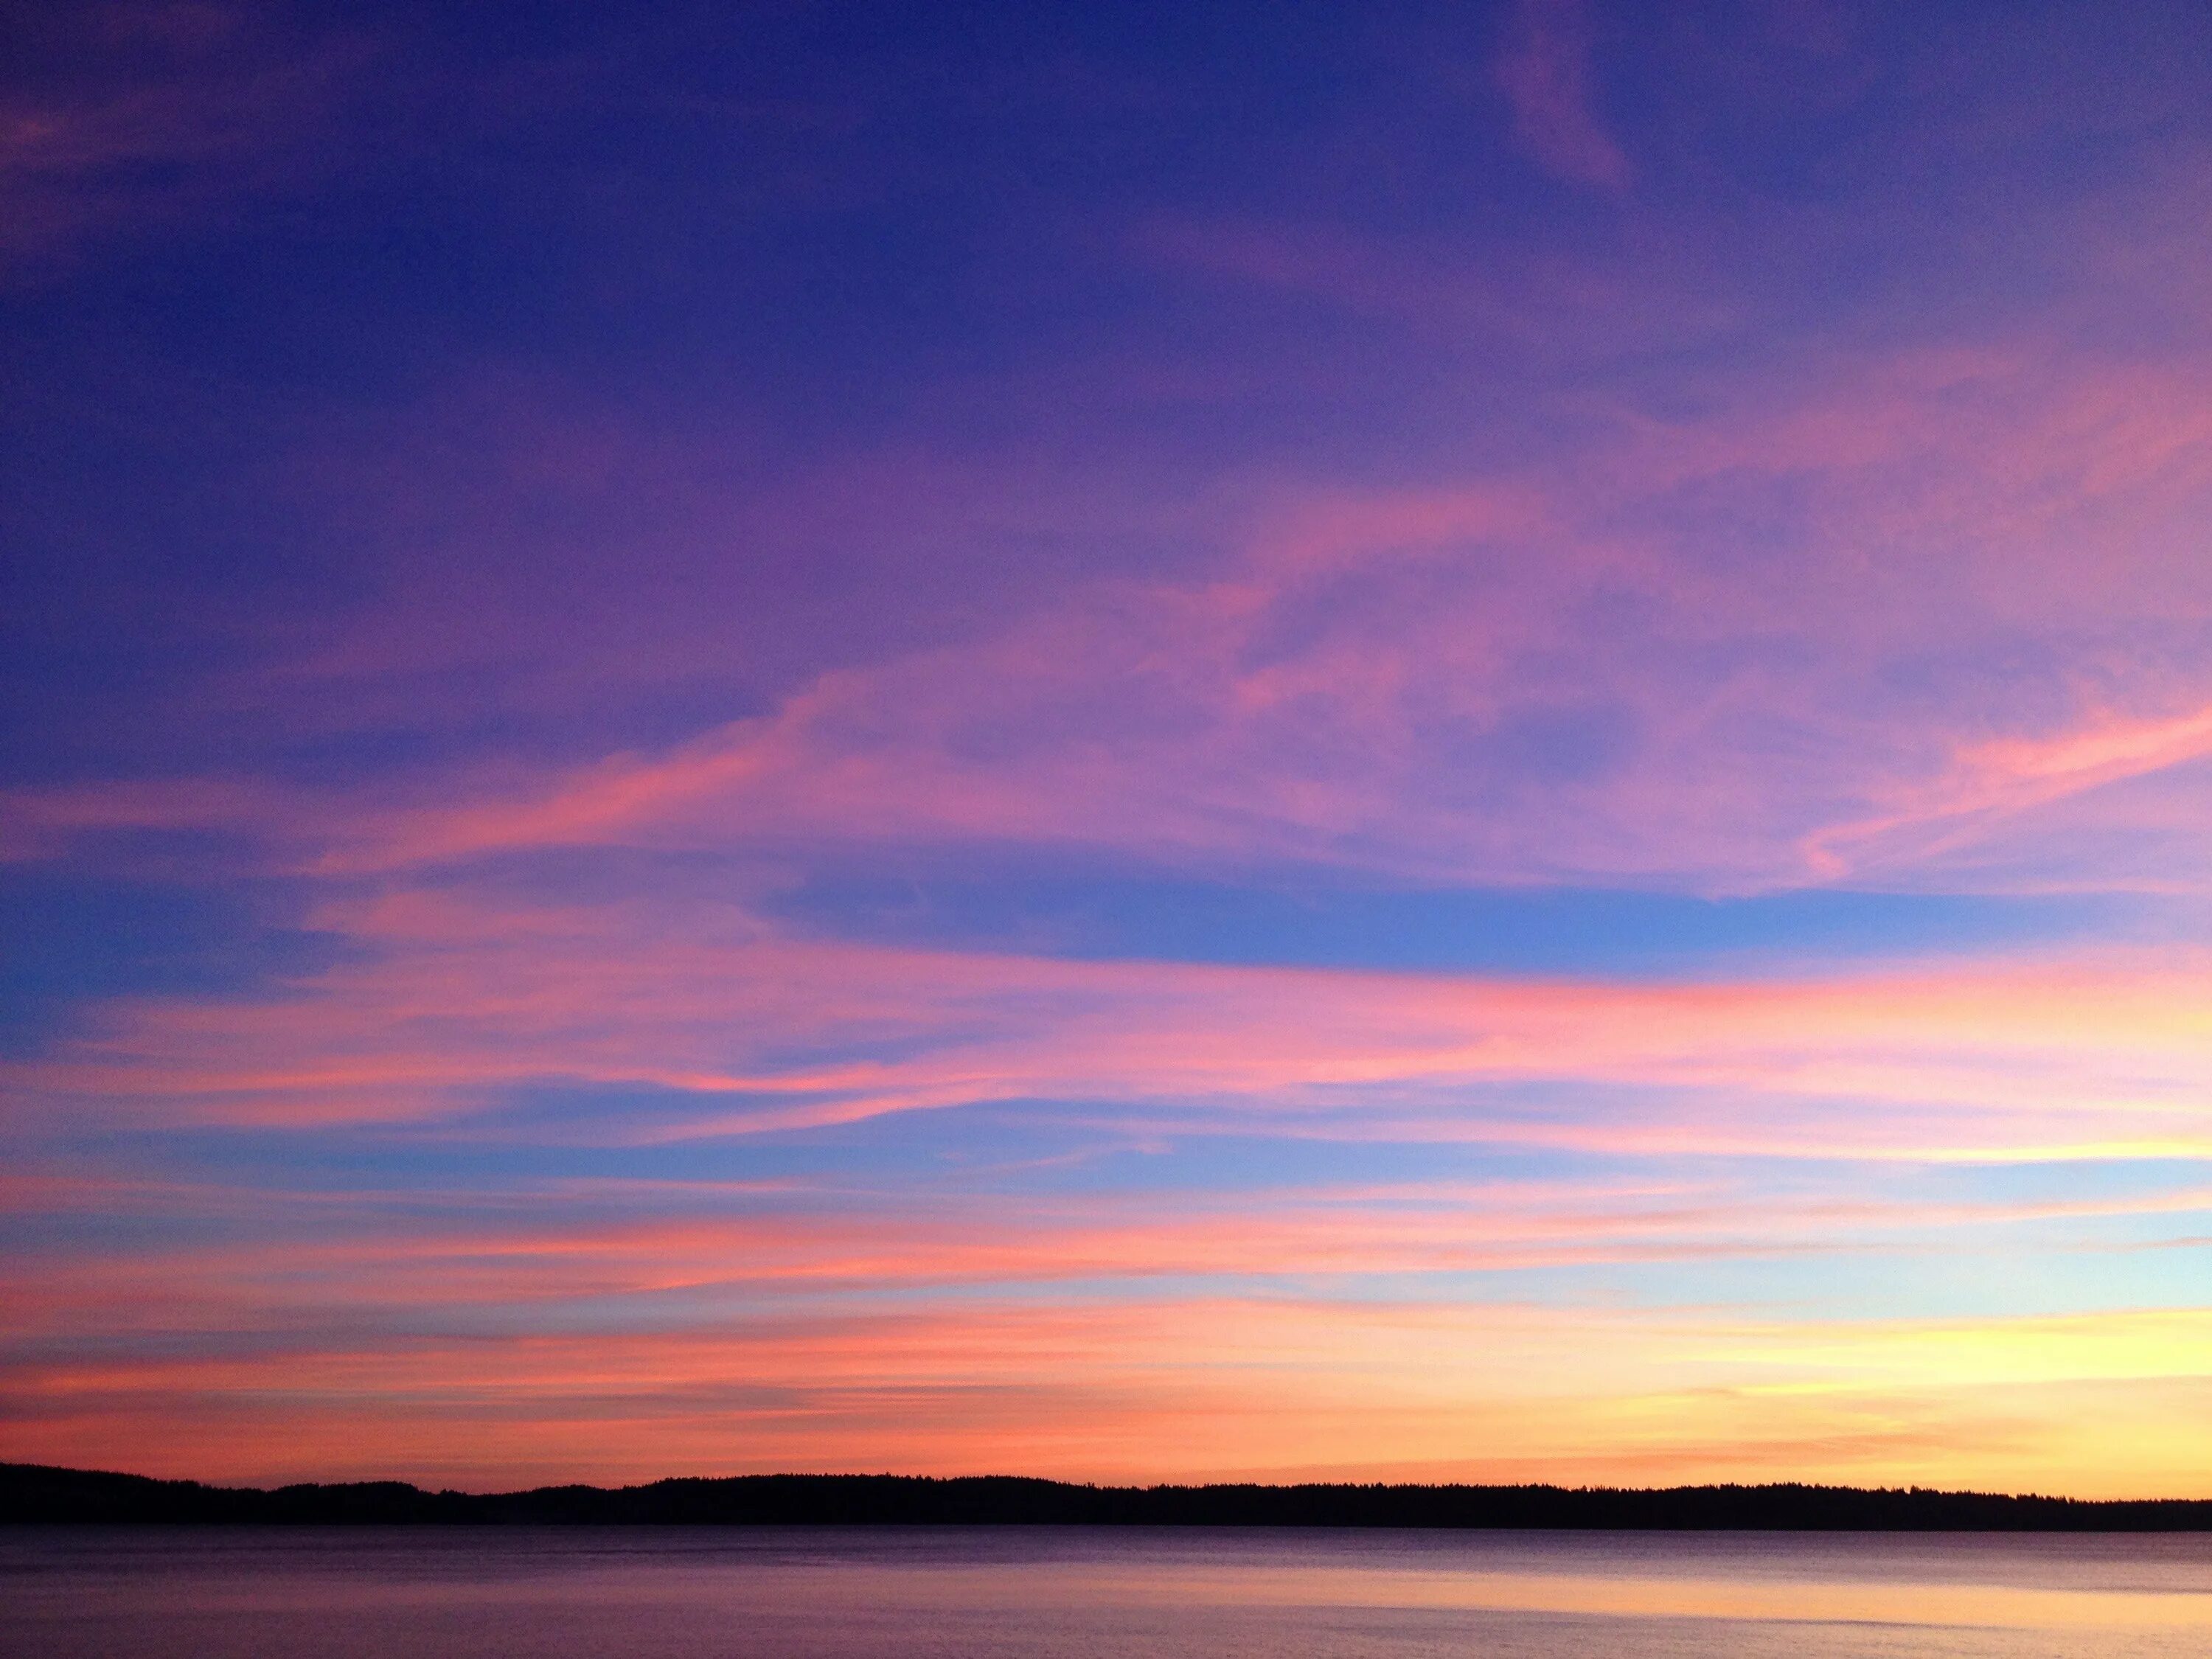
[4,1528,2209,1658]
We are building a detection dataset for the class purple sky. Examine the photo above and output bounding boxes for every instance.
[4,0,2212,1494]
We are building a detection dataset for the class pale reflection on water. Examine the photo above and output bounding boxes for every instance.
[4,1528,2209,1658]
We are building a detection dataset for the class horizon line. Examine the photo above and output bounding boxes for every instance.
[12,1464,2212,1524]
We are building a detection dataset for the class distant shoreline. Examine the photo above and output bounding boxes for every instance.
[7,1464,2210,1529]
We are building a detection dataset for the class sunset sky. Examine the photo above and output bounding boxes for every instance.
[5,0,2212,1498]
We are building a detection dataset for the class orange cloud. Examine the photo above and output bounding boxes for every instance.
[10,1293,2210,1497]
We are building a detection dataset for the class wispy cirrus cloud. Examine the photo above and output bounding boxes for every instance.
[10,0,2212,1495]
[15,321,2209,897]
[12,1289,2212,1494]
[11,881,2209,1168]
[1492,0,1632,190]
[0,5,385,276]
[1805,702,2212,881]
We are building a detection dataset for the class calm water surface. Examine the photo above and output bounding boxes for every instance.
[4,1528,2209,1658]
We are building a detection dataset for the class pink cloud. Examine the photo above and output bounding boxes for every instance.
[10,883,2210,1169]
[10,313,2211,902]
[1492,0,1632,190]
[1805,700,2212,881]
[13,0,2212,1506]
[15,1170,2208,1347]
[0,9,383,276]
[9,1290,2211,1495]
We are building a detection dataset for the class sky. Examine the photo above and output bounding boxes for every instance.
[4,0,2211,1498]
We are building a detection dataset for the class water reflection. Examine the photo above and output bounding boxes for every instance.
[6,1528,2209,1658]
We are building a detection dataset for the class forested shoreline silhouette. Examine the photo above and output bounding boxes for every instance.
[8,1464,2208,1528]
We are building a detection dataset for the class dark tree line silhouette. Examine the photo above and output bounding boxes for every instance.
[8,1464,2208,1528]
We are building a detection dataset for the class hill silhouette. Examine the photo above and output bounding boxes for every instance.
[7,1464,2208,1528]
